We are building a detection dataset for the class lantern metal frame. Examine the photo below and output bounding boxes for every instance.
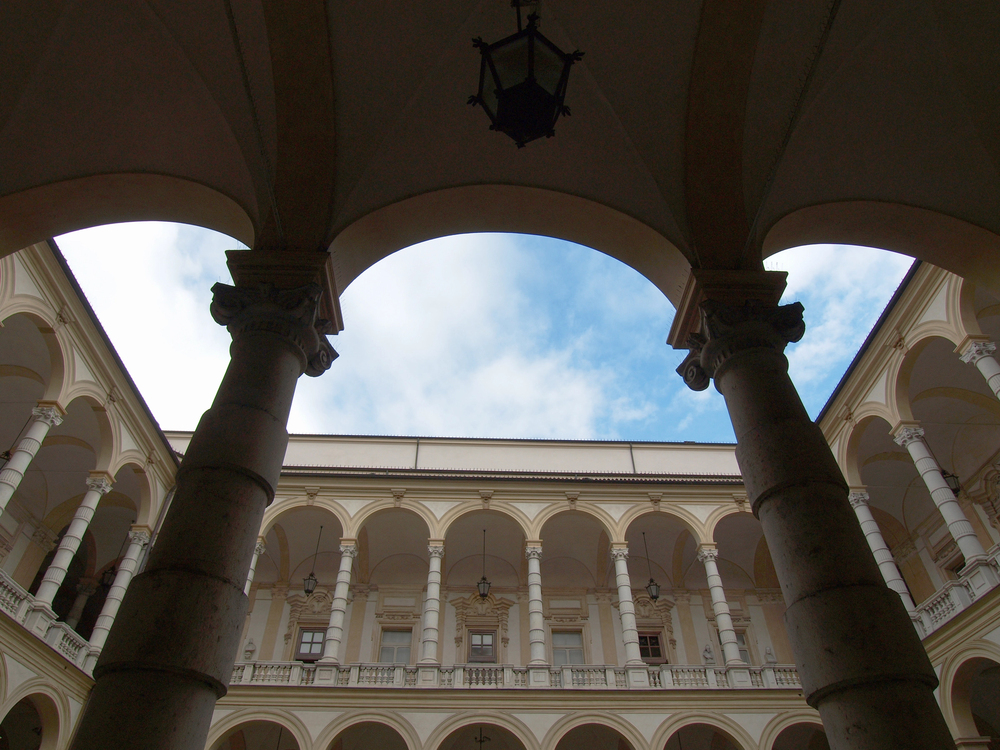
[942,469,961,495]
[642,531,660,601]
[477,528,491,599]
[468,2,583,148]
[304,525,323,596]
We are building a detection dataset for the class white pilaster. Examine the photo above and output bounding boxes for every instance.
[244,538,266,595]
[525,544,546,664]
[419,543,445,663]
[611,546,644,665]
[0,405,64,512]
[959,340,1000,400]
[36,474,114,606]
[894,426,986,563]
[697,544,743,666]
[319,542,357,664]
[848,490,917,615]
[86,527,151,669]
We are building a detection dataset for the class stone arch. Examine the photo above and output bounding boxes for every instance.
[0,682,69,750]
[355,506,432,587]
[439,501,532,542]
[703,505,754,542]
[205,709,309,750]
[938,639,1000,739]
[350,500,435,541]
[426,712,539,750]
[891,334,963,423]
[761,201,1000,296]
[536,505,617,545]
[0,174,255,258]
[55,393,115,473]
[619,505,708,547]
[315,716,417,750]
[652,714,756,750]
[0,307,67,404]
[261,496,351,541]
[958,276,986,341]
[329,185,690,305]
[757,712,827,750]
[544,714,646,750]
[106,460,153,527]
[843,413,896,487]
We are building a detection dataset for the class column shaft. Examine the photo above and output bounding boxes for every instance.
[894,427,985,563]
[697,546,743,665]
[849,491,917,615]
[243,538,266,596]
[88,529,150,656]
[320,543,356,663]
[611,548,644,665]
[65,583,98,629]
[419,544,445,663]
[677,296,955,750]
[960,341,1000,400]
[69,280,336,750]
[36,474,113,606]
[525,545,546,664]
[0,406,64,511]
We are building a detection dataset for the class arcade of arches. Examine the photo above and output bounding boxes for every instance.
[3,4,1000,748]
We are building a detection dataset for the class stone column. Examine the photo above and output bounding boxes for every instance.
[243,538,267,595]
[85,528,151,671]
[525,544,546,664]
[419,543,445,663]
[319,542,357,663]
[0,405,64,512]
[69,277,337,750]
[848,491,917,616]
[959,340,1000,400]
[610,546,643,665]
[893,426,986,564]
[65,581,98,630]
[696,545,743,665]
[674,287,954,750]
[35,473,114,606]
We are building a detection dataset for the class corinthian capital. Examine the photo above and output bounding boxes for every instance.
[339,544,358,558]
[610,547,629,562]
[86,475,114,495]
[893,426,925,447]
[960,340,997,365]
[848,491,870,509]
[524,545,543,560]
[676,300,806,391]
[254,539,267,556]
[696,546,718,563]
[128,529,152,548]
[428,545,446,559]
[210,282,338,377]
[31,405,64,428]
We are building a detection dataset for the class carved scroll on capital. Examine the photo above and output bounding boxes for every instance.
[210,282,338,377]
[676,300,806,391]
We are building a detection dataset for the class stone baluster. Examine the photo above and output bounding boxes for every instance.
[244,538,267,595]
[36,474,114,606]
[848,491,917,615]
[959,340,1000,400]
[419,543,445,663]
[85,528,151,671]
[0,405,64,511]
[69,273,337,750]
[674,282,955,749]
[696,545,744,665]
[319,542,357,663]
[525,544,546,664]
[893,426,986,564]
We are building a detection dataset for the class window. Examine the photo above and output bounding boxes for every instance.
[717,629,752,663]
[638,632,666,664]
[468,630,496,663]
[379,629,412,663]
[552,631,585,666]
[296,628,325,662]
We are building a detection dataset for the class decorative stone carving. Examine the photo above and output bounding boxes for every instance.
[339,544,358,558]
[284,590,334,644]
[610,547,629,562]
[253,539,266,557]
[86,476,114,496]
[210,282,337,377]
[676,300,805,391]
[960,340,997,365]
[892,426,926,447]
[632,592,674,636]
[848,490,870,509]
[696,546,718,563]
[428,545,445,559]
[450,592,513,659]
[31,405,64,428]
[525,546,543,560]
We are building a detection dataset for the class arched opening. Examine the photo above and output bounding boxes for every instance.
[0,694,59,750]
[555,723,633,750]
[951,657,1000,748]
[770,723,829,750]
[327,721,408,750]
[663,724,745,750]
[209,721,300,750]
[436,723,528,750]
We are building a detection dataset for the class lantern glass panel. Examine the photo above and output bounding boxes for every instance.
[491,35,530,90]
[479,57,499,116]
[533,40,564,95]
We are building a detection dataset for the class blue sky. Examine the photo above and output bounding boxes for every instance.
[56,224,914,443]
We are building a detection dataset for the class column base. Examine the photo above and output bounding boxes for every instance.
[24,602,56,638]
[311,664,341,685]
[955,737,993,750]
[724,666,752,688]
[527,665,551,687]
[625,665,650,688]
[83,648,101,674]
[961,557,1000,597]
[417,665,440,687]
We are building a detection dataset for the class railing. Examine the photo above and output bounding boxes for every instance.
[225,661,803,690]
[0,574,30,621]
[914,546,1000,636]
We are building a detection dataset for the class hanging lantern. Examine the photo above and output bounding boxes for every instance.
[642,531,660,601]
[468,1,583,148]
[304,525,323,595]
[478,528,491,599]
